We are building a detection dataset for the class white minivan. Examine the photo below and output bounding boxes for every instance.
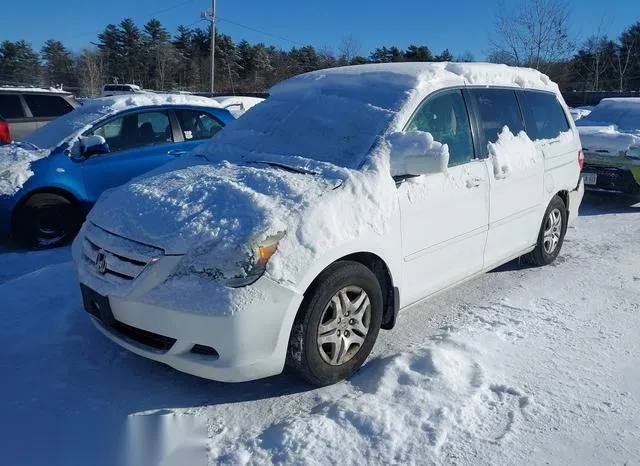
[73,63,584,386]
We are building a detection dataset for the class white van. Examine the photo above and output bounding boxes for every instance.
[74,63,584,386]
[100,84,144,97]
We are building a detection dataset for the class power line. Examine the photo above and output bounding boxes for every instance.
[217,17,304,46]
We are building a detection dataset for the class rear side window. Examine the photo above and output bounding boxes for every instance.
[175,110,224,141]
[23,94,74,118]
[407,89,475,167]
[0,94,26,119]
[519,91,570,140]
[468,89,524,156]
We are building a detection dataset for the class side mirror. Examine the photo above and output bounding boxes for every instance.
[387,131,449,176]
[79,135,109,157]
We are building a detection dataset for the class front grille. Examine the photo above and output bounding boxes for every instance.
[110,320,176,351]
[583,165,640,194]
[82,222,163,281]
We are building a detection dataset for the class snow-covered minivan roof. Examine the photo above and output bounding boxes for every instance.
[200,62,560,170]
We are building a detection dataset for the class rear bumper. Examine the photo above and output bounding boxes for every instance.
[582,164,640,194]
[568,177,584,226]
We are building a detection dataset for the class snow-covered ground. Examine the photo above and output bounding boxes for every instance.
[1,192,639,466]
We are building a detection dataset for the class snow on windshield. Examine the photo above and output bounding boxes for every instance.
[577,98,640,132]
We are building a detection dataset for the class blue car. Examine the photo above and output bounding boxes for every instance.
[0,94,234,247]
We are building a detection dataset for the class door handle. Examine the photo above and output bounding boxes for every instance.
[466,177,483,188]
[167,149,188,157]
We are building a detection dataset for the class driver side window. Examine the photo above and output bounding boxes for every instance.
[90,110,173,153]
[407,90,474,167]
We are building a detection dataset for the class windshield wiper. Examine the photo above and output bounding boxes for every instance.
[250,160,318,176]
[14,141,40,150]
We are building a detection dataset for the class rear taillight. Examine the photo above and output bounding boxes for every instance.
[0,121,10,144]
[577,149,584,171]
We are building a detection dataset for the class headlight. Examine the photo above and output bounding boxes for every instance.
[224,231,286,288]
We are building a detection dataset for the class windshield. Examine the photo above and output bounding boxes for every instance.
[22,104,109,150]
[205,73,411,169]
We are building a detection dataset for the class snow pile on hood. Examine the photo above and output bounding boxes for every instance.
[578,125,640,156]
[488,127,540,179]
[0,144,49,196]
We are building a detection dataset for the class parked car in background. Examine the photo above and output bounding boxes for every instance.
[0,94,234,247]
[73,63,584,386]
[210,95,265,117]
[100,84,146,97]
[576,98,640,194]
[0,115,10,145]
[0,87,79,141]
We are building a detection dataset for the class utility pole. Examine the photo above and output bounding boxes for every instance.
[202,0,216,94]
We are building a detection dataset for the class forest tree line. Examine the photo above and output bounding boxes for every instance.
[0,13,639,97]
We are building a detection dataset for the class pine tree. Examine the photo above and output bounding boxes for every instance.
[0,40,42,86]
[41,40,74,87]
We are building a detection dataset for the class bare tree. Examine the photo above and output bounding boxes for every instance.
[615,38,635,92]
[456,51,476,62]
[490,0,574,71]
[80,49,104,97]
[338,34,362,65]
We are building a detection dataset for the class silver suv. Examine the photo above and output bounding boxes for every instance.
[0,87,78,141]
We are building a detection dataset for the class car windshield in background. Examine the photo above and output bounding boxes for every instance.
[21,105,108,150]
[577,99,640,131]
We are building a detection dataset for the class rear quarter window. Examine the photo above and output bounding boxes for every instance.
[519,91,570,140]
[0,94,26,119]
[23,94,74,118]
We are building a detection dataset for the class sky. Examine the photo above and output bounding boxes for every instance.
[1,0,639,60]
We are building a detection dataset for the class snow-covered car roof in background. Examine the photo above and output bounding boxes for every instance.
[22,93,222,151]
[0,85,71,94]
[211,96,265,117]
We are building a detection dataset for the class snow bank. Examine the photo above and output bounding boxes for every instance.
[0,144,49,196]
[488,127,540,179]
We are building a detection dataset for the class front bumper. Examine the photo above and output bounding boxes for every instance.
[74,223,304,382]
[582,163,640,194]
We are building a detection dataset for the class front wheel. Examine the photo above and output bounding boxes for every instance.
[524,195,567,266]
[13,193,83,249]
[287,261,383,386]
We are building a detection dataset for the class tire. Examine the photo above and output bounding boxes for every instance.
[524,195,567,266]
[287,261,384,386]
[13,193,83,249]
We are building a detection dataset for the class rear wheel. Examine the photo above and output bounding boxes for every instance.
[287,261,383,386]
[524,195,567,266]
[13,193,83,249]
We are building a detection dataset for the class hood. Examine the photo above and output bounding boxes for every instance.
[88,156,339,255]
[0,143,50,196]
[578,125,640,156]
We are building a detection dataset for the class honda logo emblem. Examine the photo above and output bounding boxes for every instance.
[95,251,107,275]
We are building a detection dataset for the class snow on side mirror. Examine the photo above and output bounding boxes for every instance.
[79,135,109,157]
[387,131,449,177]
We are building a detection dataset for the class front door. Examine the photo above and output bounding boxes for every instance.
[398,89,490,306]
[80,109,177,202]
